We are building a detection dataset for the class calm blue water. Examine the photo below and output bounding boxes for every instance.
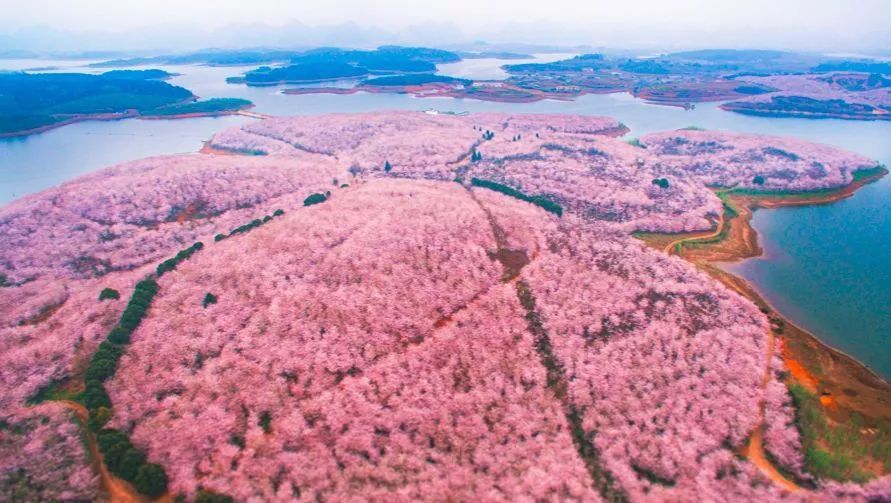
[725,176,891,378]
[1,57,889,379]
[0,115,254,203]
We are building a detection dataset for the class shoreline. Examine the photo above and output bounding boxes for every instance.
[282,82,578,104]
[0,107,255,140]
[719,103,891,122]
[637,166,891,423]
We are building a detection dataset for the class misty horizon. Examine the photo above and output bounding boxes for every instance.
[1,0,890,56]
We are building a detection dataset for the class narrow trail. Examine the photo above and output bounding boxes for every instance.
[741,330,803,493]
[58,400,144,503]
[662,212,725,255]
[515,281,627,502]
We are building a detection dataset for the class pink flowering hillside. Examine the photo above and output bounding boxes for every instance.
[100,179,804,501]
[210,112,878,232]
[641,129,877,191]
[735,73,891,108]
[1,112,886,502]
[0,153,343,283]
[722,73,891,120]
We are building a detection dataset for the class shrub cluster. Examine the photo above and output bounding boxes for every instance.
[98,287,120,301]
[471,178,563,217]
[303,193,328,207]
[651,177,670,189]
[157,242,204,277]
[203,293,218,308]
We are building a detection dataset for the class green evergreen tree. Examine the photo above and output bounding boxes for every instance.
[134,463,168,497]
[98,288,120,301]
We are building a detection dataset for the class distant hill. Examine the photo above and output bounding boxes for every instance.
[664,49,791,61]
[0,71,250,136]
[230,62,369,85]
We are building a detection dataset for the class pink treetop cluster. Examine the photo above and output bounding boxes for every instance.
[297,284,599,501]
[0,403,98,501]
[466,132,723,233]
[0,153,344,283]
[102,181,803,501]
[210,112,876,233]
[0,278,68,329]
[0,272,139,413]
[212,112,721,233]
[108,181,517,499]
[514,212,789,500]
[733,73,891,108]
[211,112,627,181]
[641,129,877,191]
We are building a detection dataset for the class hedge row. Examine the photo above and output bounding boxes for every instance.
[80,213,258,500]
[83,278,165,496]
[214,208,285,242]
[157,242,204,277]
[470,178,563,217]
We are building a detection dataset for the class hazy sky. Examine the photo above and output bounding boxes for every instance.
[2,0,890,53]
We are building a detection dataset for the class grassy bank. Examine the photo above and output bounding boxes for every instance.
[788,382,891,482]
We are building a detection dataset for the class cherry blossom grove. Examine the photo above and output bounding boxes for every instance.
[209,112,877,231]
[639,129,877,191]
[0,112,886,501]
[0,153,344,283]
[726,73,891,117]
[0,403,97,500]
[99,181,780,500]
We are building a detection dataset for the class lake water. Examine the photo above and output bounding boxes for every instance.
[1,57,889,379]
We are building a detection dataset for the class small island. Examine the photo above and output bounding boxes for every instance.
[0,71,254,137]
[226,46,461,86]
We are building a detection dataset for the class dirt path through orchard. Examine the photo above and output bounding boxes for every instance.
[741,330,802,493]
[59,400,144,503]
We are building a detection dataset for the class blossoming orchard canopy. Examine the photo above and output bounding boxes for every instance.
[0,111,884,501]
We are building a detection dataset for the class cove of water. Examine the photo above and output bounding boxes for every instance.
[1,57,889,379]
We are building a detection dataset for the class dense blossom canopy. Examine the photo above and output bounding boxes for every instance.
[0,403,97,500]
[0,112,885,501]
